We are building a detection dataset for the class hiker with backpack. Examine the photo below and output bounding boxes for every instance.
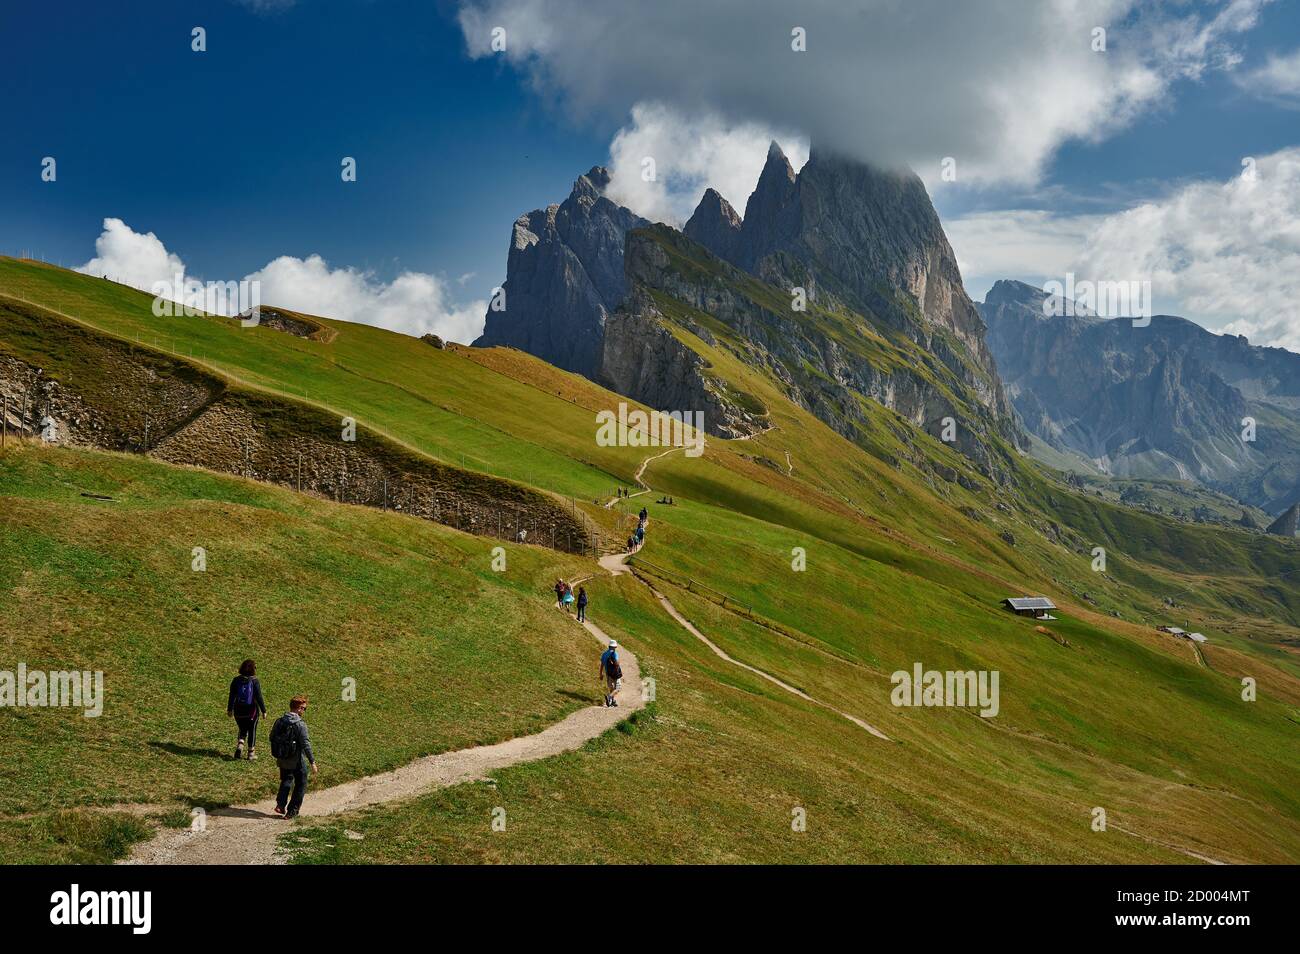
[554,579,566,608]
[269,696,317,819]
[598,640,623,707]
[562,581,575,613]
[226,659,267,760]
[576,586,588,622]
[639,506,648,522]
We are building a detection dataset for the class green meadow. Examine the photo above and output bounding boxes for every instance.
[1,257,1297,864]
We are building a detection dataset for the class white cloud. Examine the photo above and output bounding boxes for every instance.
[78,218,188,293]
[947,149,1300,351]
[946,210,1103,301]
[1077,149,1300,349]
[604,103,809,225]
[460,0,1268,185]
[247,255,486,343]
[76,220,485,344]
[1237,46,1300,99]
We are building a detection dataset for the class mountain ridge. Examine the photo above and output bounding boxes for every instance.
[980,279,1300,513]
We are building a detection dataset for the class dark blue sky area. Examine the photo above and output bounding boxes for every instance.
[2,0,1298,310]
[0,0,611,300]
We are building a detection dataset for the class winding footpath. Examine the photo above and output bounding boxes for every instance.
[123,601,643,865]
[126,441,874,865]
[603,449,890,741]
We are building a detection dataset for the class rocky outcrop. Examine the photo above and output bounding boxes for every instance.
[683,188,744,267]
[472,167,647,377]
[685,142,1015,425]
[598,286,764,439]
[484,143,1022,477]
[238,306,336,342]
[981,279,1300,511]
[0,300,594,554]
[605,226,1013,482]
[1267,503,1299,538]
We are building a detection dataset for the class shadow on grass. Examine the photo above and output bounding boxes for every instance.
[555,688,598,705]
[148,740,230,760]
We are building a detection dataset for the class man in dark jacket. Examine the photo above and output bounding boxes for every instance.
[271,696,318,819]
[226,659,268,760]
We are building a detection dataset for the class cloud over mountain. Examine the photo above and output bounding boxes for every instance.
[459,0,1268,184]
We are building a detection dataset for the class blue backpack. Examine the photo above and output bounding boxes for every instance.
[234,677,256,708]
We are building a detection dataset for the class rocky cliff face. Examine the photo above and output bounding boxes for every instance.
[685,142,1013,423]
[484,143,1023,479]
[598,284,765,439]
[683,188,744,266]
[1267,503,1299,537]
[600,225,1016,482]
[981,279,1300,512]
[472,167,647,377]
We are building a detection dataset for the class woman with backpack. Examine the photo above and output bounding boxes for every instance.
[227,659,268,760]
[576,586,588,623]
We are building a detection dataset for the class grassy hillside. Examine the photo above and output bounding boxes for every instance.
[0,443,596,862]
[2,256,1298,865]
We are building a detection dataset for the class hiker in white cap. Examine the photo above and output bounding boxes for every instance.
[598,640,623,707]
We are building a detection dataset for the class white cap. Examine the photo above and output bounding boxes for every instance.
[609,640,618,648]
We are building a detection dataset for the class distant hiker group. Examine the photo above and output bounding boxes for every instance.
[626,506,650,553]
[554,578,588,621]
[226,660,318,819]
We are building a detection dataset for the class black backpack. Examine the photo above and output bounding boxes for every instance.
[270,715,300,760]
[606,656,623,680]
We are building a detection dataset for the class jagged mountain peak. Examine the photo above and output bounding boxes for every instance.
[572,165,613,201]
[985,279,1049,307]
[473,165,647,377]
[684,188,743,262]
[982,279,1099,324]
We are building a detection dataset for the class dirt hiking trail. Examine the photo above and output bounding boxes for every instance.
[124,615,642,865]
[601,452,890,741]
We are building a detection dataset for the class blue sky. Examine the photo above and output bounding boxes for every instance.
[0,0,610,306]
[3,0,1300,347]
